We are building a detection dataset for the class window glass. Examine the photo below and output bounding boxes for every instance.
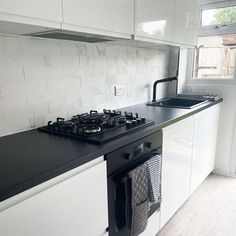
[201,6,236,26]
[193,34,236,79]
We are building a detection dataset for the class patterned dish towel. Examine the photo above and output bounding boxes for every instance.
[145,154,162,206]
[127,164,149,236]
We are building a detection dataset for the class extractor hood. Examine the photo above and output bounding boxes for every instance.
[27,29,124,43]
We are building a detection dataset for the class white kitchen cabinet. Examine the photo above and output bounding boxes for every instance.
[135,0,200,46]
[62,0,134,38]
[135,0,175,42]
[191,104,221,194]
[0,159,108,236]
[160,116,194,228]
[0,0,62,32]
[140,211,160,236]
[174,0,200,46]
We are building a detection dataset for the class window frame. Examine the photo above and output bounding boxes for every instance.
[199,2,236,36]
[189,0,236,84]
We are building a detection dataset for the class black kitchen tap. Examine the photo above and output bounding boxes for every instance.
[152,76,178,102]
[152,47,180,102]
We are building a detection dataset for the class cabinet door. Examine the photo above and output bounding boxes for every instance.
[135,0,175,42]
[62,0,134,37]
[191,104,221,194]
[0,0,62,23]
[160,117,194,228]
[174,0,200,46]
[0,161,108,236]
[140,211,160,236]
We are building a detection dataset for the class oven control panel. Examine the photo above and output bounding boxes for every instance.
[106,130,162,176]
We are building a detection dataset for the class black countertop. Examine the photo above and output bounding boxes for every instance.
[0,98,223,202]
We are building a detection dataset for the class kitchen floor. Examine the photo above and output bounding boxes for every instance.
[157,174,236,236]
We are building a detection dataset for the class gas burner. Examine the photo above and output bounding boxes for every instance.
[38,109,155,144]
[84,126,102,135]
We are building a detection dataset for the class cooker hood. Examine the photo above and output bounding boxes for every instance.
[27,29,123,43]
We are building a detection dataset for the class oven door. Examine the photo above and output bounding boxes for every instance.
[107,150,161,236]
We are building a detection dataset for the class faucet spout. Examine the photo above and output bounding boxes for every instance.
[152,76,178,102]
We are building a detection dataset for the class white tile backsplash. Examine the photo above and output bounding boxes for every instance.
[76,44,94,56]
[3,37,21,53]
[0,67,24,84]
[0,35,170,137]
[21,38,62,55]
[24,66,64,80]
[48,55,80,66]
[0,37,5,53]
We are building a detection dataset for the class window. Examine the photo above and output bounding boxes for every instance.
[193,34,236,78]
[202,6,236,26]
[193,1,236,80]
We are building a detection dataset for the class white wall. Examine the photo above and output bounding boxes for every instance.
[0,35,170,137]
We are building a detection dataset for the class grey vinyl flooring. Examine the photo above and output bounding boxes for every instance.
[157,174,236,236]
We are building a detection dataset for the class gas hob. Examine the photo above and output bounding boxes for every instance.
[38,109,155,144]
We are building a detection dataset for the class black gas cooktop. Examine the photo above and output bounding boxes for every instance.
[38,109,155,144]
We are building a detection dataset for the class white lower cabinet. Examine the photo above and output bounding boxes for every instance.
[160,104,221,230]
[140,211,160,236]
[0,159,108,236]
[191,104,221,194]
[160,116,194,228]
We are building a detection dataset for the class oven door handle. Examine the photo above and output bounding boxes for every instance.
[114,149,161,184]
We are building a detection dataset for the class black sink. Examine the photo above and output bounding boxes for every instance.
[147,97,208,109]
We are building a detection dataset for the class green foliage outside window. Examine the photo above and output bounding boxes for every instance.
[215,7,236,24]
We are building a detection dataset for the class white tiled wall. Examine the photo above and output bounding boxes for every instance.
[0,35,170,137]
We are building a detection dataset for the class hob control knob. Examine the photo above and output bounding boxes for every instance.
[123,153,131,160]
[126,121,132,129]
[145,142,152,148]
[141,117,146,123]
[136,118,142,125]
[131,120,137,126]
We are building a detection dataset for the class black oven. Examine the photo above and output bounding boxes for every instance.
[106,131,162,236]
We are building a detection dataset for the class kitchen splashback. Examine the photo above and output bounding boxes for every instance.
[0,35,170,137]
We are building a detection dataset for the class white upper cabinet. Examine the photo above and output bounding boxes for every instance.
[0,0,62,29]
[135,0,200,46]
[174,0,200,46]
[135,0,175,42]
[0,0,199,45]
[62,0,134,38]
